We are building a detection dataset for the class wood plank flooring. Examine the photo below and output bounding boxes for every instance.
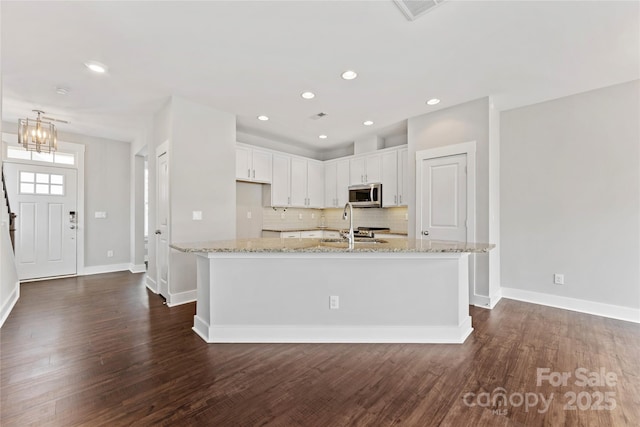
[1,272,639,426]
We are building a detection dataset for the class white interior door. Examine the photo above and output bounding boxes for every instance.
[418,154,467,241]
[4,163,77,280]
[156,146,170,298]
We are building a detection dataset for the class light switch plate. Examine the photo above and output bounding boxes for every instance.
[192,211,203,220]
[94,211,107,219]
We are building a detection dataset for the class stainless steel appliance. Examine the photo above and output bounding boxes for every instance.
[355,226,390,238]
[348,183,382,208]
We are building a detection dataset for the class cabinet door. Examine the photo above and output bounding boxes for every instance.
[252,149,272,183]
[336,159,350,206]
[300,230,322,238]
[271,154,291,206]
[365,153,381,183]
[235,146,251,180]
[398,148,408,206]
[290,157,308,207]
[281,231,301,239]
[324,162,337,208]
[350,157,366,185]
[381,151,398,207]
[306,160,324,208]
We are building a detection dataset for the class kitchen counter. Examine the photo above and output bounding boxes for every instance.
[171,237,492,253]
[174,237,494,345]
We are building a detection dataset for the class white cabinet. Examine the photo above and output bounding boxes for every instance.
[381,150,399,207]
[270,153,291,206]
[323,230,341,239]
[300,230,322,238]
[290,157,324,208]
[350,153,381,185]
[324,159,350,208]
[281,231,301,239]
[236,145,272,183]
[398,148,408,206]
[270,155,324,208]
[382,233,406,239]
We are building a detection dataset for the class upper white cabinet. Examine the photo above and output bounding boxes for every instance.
[397,147,408,206]
[350,153,381,185]
[291,158,324,208]
[381,150,399,207]
[325,159,350,208]
[270,153,291,206]
[270,154,324,208]
[236,145,272,183]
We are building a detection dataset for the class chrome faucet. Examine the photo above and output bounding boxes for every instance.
[342,202,355,249]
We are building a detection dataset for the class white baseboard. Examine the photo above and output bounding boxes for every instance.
[501,287,640,324]
[192,316,473,344]
[0,281,20,328]
[472,289,503,309]
[129,263,146,274]
[167,289,197,307]
[145,276,158,294]
[82,263,130,276]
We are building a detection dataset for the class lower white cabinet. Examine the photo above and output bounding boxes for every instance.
[380,233,406,239]
[322,230,341,239]
[300,230,322,238]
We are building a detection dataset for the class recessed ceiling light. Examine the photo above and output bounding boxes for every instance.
[363,120,374,126]
[426,98,441,105]
[257,115,269,121]
[341,70,358,80]
[84,61,108,74]
[319,134,328,139]
[301,91,315,99]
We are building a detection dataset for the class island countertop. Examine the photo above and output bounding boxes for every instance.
[170,237,494,254]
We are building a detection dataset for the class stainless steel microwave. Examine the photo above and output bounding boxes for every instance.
[348,183,382,208]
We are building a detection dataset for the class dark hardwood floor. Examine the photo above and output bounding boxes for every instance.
[1,272,638,426]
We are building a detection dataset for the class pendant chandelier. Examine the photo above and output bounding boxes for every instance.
[17,110,59,153]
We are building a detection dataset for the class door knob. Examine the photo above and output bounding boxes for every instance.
[422,230,429,236]
[155,230,162,235]
[70,225,76,229]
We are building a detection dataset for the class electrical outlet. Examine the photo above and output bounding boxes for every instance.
[246,211,252,219]
[554,274,564,285]
[280,212,285,219]
[298,213,303,220]
[330,295,339,310]
[311,213,315,219]
[405,213,408,220]
[192,211,203,220]
[107,250,114,258]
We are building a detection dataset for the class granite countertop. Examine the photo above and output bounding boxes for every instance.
[262,228,408,235]
[171,237,494,254]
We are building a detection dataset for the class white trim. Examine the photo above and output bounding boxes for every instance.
[415,140,477,301]
[193,316,473,344]
[82,263,130,276]
[129,263,146,274]
[501,287,640,324]
[145,276,158,294]
[472,289,503,309]
[155,141,170,298]
[167,289,197,307]
[0,281,20,328]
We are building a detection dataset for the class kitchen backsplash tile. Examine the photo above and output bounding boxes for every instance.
[262,206,408,233]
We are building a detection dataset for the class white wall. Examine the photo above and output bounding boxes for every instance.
[61,132,131,267]
[0,62,21,327]
[501,80,640,312]
[407,97,498,303]
[153,97,236,300]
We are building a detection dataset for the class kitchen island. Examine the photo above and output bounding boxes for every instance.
[171,238,494,344]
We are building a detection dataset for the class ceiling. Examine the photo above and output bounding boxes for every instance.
[2,1,638,150]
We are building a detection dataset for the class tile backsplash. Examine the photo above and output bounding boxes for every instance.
[262,206,408,233]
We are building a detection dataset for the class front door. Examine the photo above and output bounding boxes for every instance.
[156,145,169,298]
[418,154,467,241]
[3,162,78,280]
